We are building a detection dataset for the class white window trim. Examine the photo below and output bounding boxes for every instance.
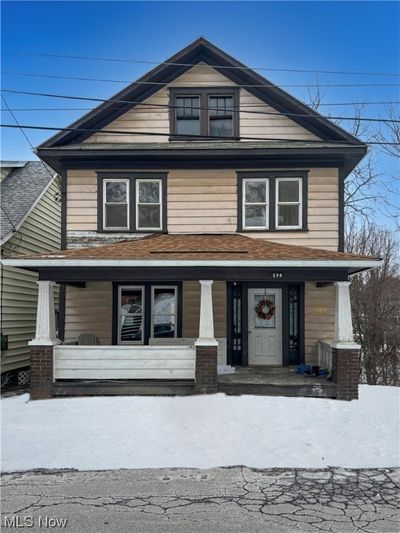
[118,285,145,345]
[150,286,178,338]
[135,179,163,231]
[242,178,269,230]
[103,178,130,231]
[275,177,302,230]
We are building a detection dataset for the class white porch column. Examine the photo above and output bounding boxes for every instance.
[332,281,360,349]
[195,280,218,346]
[29,281,60,346]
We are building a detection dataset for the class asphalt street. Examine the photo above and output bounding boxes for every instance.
[1,467,399,533]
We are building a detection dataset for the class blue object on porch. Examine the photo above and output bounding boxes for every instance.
[296,364,311,375]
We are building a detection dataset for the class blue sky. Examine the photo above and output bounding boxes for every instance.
[1,1,399,217]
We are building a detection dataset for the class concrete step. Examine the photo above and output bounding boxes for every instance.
[217,382,337,398]
[53,380,195,396]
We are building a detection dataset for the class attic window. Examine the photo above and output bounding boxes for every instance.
[170,87,239,140]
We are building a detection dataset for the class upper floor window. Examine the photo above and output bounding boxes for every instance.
[136,179,162,231]
[243,178,269,230]
[98,173,167,232]
[176,96,201,136]
[276,178,302,229]
[170,87,239,139]
[103,179,130,230]
[238,172,307,232]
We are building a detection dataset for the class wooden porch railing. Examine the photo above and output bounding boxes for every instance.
[53,345,195,380]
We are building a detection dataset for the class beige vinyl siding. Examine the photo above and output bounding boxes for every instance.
[182,280,226,338]
[1,177,61,373]
[85,64,319,144]
[304,282,335,363]
[67,167,338,250]
[64,282,113,345]
[168,169,237,233]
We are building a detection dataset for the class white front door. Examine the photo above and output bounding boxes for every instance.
[248,288,282,365]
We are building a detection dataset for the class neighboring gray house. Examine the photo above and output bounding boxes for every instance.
[1,161,61,377]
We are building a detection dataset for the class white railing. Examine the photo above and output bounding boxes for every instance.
[53,345,196,380]
[317,340,333,370]
[149,337,227,365]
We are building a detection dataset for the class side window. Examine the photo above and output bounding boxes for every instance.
[103,179,129,230]
[136,180,162,231]
[276,178,302,229]
[242,178,269,230]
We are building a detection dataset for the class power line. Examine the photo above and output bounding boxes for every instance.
[6,51,400,77]
[3,101,400,111]
[1,96,56,181]
[2,123,398,146]
[2,71,399,89]
[2,89,399,124]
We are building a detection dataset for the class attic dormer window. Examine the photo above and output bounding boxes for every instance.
[170,87,239,140]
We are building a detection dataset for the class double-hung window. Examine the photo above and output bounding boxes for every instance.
[209,96,234,137]
[239,172,307,231]
[276,178,302,229]
[103,179,129,230]
[242,178,269,230]
[170,87,239,139]
[176,96,201,136]
[99,173,166,232]
[136,179,162,231]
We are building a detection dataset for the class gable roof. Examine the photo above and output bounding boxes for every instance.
[0,161,57,243]
[38,38,364,149]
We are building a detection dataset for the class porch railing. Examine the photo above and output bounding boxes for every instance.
[53,345,196,381]
[317,340,333,370]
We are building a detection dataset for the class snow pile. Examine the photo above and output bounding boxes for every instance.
[1,385,399,472]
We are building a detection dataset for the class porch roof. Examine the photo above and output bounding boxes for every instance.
[4,234,381,272]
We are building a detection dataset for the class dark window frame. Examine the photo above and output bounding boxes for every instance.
[112,282,182,345]
[237,171,308,232]
[169,87,240,140]
[97,172,168,233]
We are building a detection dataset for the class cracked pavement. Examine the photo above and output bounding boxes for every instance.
[1,467,399,533]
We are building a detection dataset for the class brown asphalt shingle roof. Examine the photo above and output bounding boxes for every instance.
[16,234,376,261]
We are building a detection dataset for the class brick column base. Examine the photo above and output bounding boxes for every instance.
[30,345,54,400]
[332,347,360,401]
[195,345,218,394]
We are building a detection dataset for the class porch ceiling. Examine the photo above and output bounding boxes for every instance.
[3,234,381,280]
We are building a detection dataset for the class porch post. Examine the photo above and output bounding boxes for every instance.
[331,281,360,401]
[29,281,60,399]
[194,280,218,394]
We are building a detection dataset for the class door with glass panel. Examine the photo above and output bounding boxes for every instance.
[118,286,144,344]
[248,288,282,365]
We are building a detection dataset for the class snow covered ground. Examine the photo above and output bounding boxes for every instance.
[1,385,399,472]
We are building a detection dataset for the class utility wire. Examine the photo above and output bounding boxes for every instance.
[3,101,400,111]
[2,89,399,124]
[2,123,398,146]
[6,51,400,77]
[2,71,399,89]
[1,96,56,181]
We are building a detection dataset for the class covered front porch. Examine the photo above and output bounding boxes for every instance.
[4,234,381,400]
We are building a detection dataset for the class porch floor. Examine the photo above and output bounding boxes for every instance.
[217,366,337,398]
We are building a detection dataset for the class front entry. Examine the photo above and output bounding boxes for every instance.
[248,288,283,365]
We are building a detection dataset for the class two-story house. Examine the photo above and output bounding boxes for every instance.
[5,38,381,400]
